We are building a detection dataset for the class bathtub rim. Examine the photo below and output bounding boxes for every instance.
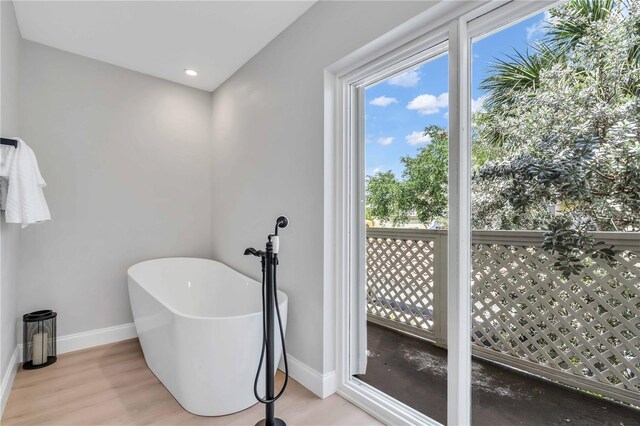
[127,257,288,321]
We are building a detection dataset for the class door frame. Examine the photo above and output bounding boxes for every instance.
[324,1,557,424]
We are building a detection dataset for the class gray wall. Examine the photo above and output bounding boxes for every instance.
[16,41,213,337]
[210,1,435,374]
[1,0,22,386]
[2,0,435,385]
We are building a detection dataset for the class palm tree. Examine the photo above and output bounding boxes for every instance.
[472,0,640,274]
[480,43,563,111]
[547,0,615,50]
[478,0,639,145]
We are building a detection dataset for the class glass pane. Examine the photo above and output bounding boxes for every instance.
[356,51,449,423]
[471,2,640,424]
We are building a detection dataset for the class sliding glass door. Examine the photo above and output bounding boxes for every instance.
[469,2,640,424]
[357,46,450,423]
[336,1,639,425]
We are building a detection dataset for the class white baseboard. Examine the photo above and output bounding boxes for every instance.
[17,323,137,362]
[279,354,336,399]
[0,345,19,419]
[56,323,137,355]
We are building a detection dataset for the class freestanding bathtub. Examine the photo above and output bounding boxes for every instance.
[127,257,287,416]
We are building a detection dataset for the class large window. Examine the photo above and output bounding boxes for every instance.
[470,2,640,423]
[359,50,449,423]
[333,1,640,425]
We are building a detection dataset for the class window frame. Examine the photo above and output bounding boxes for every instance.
[325,1,558,424]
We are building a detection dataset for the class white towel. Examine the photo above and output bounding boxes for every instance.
[0,143,16,209]
[0,138,51,228]
[0,143,17,175]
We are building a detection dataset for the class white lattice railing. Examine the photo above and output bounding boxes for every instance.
[366,228,640,406]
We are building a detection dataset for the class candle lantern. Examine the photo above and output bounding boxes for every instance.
[23,310,57,369]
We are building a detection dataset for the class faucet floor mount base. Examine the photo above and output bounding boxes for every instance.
[255,418,286,426]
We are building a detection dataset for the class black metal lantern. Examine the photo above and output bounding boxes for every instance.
[23,310,57,369]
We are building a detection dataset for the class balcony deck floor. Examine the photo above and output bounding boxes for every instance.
[357,322,640,426]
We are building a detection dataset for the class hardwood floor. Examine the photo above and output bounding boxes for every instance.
[2,339,380,426]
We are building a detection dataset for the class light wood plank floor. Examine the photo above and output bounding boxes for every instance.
[2,339,380,426]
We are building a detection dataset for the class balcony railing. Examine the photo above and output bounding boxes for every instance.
[366,227,640,406]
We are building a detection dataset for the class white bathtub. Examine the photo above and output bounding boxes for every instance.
[127,257,287,416]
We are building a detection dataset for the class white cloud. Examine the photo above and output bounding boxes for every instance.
[369,96,398,107]
[407,92,448,115]
[526,11,550,41]
[471,95,487,113]
[377,136,394,146]
[387,69,420,87]
[406,131,433,146]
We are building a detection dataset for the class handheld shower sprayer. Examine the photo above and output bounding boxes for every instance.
[274,216,289,235]
[244,216,289,426]
[270,216,288,255]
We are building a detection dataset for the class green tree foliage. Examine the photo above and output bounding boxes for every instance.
[474,0,640,226]
[366,171,405,225]
[366,0,639,276]
[473,0,640,275]
[366,126,448,226]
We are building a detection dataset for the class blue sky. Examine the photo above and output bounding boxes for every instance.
[365,11,548,177]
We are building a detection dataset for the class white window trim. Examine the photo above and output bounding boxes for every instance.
[447,15,473,426]
[324,1,557,424]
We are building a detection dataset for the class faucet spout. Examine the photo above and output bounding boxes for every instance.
[244,247,264,257]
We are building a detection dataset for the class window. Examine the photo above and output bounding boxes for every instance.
[358,50,449,423]
[471,3,640,422]
[329,1,640,424]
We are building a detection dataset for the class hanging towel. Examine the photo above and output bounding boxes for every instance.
[0,138,51,228]
[0,142,17,208]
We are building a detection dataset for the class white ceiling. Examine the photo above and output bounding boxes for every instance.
[13,1,315,92]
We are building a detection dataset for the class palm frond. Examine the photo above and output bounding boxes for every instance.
[480,43,562,111]
[548,0,614,49]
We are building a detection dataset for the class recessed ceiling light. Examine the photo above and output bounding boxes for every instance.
[184,69,198,77]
